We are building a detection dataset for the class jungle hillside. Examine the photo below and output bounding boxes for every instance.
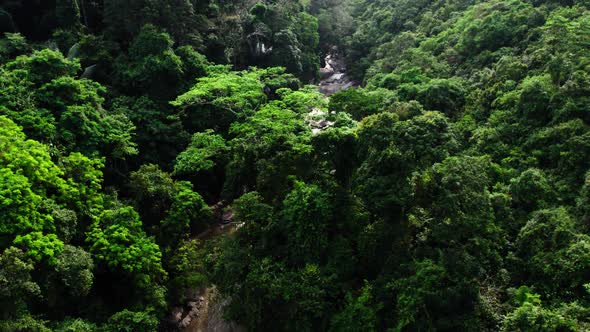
[1,0,590,331]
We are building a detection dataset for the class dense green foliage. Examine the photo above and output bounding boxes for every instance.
[1,0,590,331]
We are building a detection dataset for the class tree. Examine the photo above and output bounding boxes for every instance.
[129,164,211,242]
[330,282,379,332]
[0,168,48,243]
[291,12,320,81]
[280,181,333,265]
[166,239,208,302]
[578,171,590,222]
[0,116,108,249]
[455,0,537,56]
[328,88,390,120]
[0,247,40,319]
[218,257,330,331]
[271,30,303,75]
[411,156,501,271]
[111,96,188,166]
[0,33,30,63]
[114,24,184,99]
[353,111,457,218]
[4,49,79,85]
[42,199,78,243]
[129,164,176,227]
[160,181,212,243]
[224,102,312,200]
[103,0,203,47]
[86,206,166,288]
[54,318,97,331]
[509,168,556,212]
[393,259,448,331]
[1,50,137,159]
[0,315,51,332]
[60,152,105,218]
[58,104,137,159]
[13,232,64,266]
[517,75,557,125]
[502,303,577,332]
[102,309,158,332]
[416,78,466,117]
[55,245,94,297]
[501,286,577,332]
[172,67,267,133]
[312,112,358,185]
[513,208,590,297]
[173,130,228,176]
[232,191,274,244]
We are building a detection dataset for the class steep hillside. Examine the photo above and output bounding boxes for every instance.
[0,0,589,331]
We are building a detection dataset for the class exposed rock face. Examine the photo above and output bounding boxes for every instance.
[318,48,356,95]
[306,107,334,135]
[180,296,206,328]
[165,201,244,332]
[167,287,245,332]
[166,290,207,331]
[202,287,246,332]
[221,209,234,225]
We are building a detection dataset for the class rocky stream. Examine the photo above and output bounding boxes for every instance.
[165,48,355,332]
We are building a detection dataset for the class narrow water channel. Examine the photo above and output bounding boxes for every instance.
[167,47,355,332]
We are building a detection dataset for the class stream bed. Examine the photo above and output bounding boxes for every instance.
[318,47,356,95]
[167,48,355,332]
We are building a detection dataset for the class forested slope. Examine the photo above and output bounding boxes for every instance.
[1,0,590,331]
